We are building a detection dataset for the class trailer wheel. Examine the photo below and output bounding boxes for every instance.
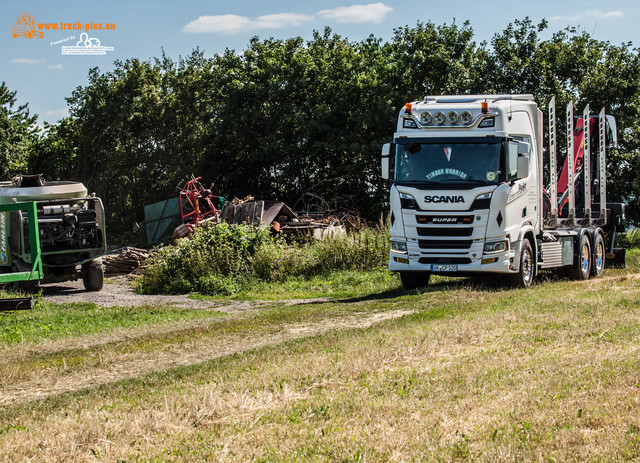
[83,259,104,292]
[511,239,534,288]
[592,234,606,277]
[568,234,591,280]
[400,272,416,290]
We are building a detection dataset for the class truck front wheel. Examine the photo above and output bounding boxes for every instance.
[83,258,104,291]
[400,271,430,290]
[568,234,591,280]
[511,239,534,288]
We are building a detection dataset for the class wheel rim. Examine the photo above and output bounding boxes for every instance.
[595,240,605,274]
[522,247,533,285]
[581,243,590,274]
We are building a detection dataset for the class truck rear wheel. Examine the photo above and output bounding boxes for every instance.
[592,234,605,277]
[511,239,534,288]
[83,258,104,291]
[568,234,591,280]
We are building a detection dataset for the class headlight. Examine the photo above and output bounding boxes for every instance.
[433,111,446,125]
[420,111,432,125]
[471,192,492,209]
[390,240,408,253]
[399,192,418,210]
[484,239,509,253]
[446,110,459,124]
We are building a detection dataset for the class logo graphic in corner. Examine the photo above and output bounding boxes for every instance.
[11,11,43,39]
[444,147,452,162]
[61,32,114,55]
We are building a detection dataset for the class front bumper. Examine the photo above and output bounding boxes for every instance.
[389,249,516,274]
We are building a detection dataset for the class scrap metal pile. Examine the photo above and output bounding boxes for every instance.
[170,178,372,241]
[114,176,375,277]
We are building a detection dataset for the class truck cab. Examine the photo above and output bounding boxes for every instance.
[382,94,622,289]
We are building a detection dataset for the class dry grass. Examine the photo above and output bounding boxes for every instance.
[0,308,412,407]
[1,264,640,461]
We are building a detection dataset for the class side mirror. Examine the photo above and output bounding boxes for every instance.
[508,141,530,180]
[517,154,529,179]
[381,157,390,180]
[381,143,391,180]
[605,115,618,149]
[516,141,530,179]
[381,143,391,157]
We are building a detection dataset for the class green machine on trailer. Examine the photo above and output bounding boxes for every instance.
[0,175,106,291]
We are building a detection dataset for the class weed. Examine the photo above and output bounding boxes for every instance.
[136,224,390,295]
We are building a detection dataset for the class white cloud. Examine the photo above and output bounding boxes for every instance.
[49,64,63,70]
[183,13,312,34]
[550,9,623,22]
[256,13,313,29]
[318,2,393,24]
[585,9,623,18]
[10,58,45,64]
[44,108,69,118]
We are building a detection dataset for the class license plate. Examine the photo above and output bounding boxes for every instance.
[431,264,458,272]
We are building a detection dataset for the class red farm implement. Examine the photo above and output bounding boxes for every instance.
[179,177,220,230]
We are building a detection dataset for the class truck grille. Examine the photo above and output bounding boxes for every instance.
[419,257,472,264]
[417,215,474,224]
[418,239,472,250]
[417,227,473,237]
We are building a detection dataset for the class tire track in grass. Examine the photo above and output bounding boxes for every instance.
[0,309,413,407]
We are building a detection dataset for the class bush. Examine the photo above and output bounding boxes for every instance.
[612,228,640,249]
[135,224,390,295]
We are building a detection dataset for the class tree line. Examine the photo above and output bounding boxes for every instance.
[3,18,640,236]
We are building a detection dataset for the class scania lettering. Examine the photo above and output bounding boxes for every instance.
[424,195,465,204]
[381,95,626,290]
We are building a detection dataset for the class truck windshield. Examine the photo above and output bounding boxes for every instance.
[395,140,503,186]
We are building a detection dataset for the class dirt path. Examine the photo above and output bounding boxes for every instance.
[40,277,249,310]
[0,308,412,407]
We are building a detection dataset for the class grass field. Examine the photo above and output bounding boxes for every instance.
[0,250,639,461]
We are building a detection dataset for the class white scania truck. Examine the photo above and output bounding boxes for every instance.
[382,94,625,289]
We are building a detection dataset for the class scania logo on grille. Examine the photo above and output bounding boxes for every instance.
[424,195,465,203]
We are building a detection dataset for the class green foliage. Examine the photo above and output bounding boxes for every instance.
[616,229,640,249]
[136,225,390,296]
[25,19,640,234]
[0,82,39,179]
[136,223,279,295]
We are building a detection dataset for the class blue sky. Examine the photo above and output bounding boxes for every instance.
[2,0,638,126]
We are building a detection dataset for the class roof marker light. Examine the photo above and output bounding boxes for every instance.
[405,103,412,114]
[481,100,489,114]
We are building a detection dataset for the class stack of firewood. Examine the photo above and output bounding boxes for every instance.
[103,247,154,276]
